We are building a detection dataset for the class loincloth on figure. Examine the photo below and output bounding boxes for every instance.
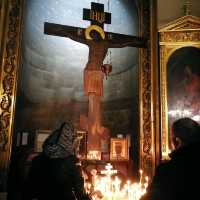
[84,69,104,96]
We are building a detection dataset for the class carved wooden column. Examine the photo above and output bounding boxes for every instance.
[0,0,24,191]
[139,0,159,177]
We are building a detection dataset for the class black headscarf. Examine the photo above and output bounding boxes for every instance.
[42,122,76,158]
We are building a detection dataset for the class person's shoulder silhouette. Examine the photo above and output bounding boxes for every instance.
[141,118,200,200]
[22,122,91,200]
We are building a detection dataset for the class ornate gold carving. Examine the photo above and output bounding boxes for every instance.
[160,31,200,43]
[0,112,9,150]
[175,22,200,30]
[141,46,152,176]
[0,0,22,165]
[159,15,200,32]
[159,46,172,157]
[139,0,156,177]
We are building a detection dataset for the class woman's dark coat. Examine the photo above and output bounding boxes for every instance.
[23,154,87,200]
[141,142,200,200]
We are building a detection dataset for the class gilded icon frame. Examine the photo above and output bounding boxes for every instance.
[110,138,129,161]
[159,15,200,160]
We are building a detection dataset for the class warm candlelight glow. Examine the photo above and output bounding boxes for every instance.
[85,163,149,200]
[87,150,101,160]
[162,148,172,160]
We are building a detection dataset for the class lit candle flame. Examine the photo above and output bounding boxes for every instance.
[87,164,149,200]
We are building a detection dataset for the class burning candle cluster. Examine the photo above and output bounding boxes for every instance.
[84,163,149,200]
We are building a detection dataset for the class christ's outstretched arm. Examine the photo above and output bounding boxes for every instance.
[105,31,147,48]
[44,22,88,45]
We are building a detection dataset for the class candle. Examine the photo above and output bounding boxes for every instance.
[86,164,149,200]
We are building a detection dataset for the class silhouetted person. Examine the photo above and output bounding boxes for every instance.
[141,117,200,200]
[7,146,34,200]
[22,122,90,200]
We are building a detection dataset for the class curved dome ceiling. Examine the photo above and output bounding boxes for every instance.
[21,0,139,103]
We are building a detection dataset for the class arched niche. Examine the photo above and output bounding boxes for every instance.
[0,0,158,191]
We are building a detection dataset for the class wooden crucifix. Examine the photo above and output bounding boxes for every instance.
[44,2,147,155]
[44,2,146,72]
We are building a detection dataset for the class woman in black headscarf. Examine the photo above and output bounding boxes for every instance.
[22,122,90,200]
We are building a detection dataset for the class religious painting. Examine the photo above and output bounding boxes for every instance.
[159,15,200,159]
[34,130,51,152]
[110,138,129,161]
[167,46,200,150]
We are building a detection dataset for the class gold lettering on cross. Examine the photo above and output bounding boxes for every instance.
[90,11,105,23]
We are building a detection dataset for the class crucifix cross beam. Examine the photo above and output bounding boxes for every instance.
[44,22,146,48]
[44,2,146,49]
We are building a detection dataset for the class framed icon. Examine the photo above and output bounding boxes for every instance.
[110,138,129,161]
[34,130,51,152]
[159,15,200,159]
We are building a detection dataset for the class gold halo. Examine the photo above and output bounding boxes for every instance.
[85,25,105,40]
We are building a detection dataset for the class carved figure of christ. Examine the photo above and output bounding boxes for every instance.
[44,4,146,153]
